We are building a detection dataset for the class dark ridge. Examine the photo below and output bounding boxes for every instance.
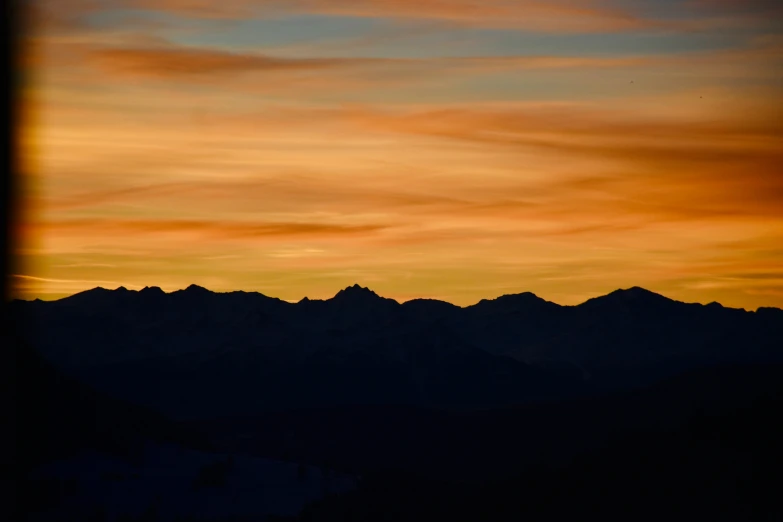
[226,289,286,302]
[56,286,113,304]
[580,287,751,315]
[67,286,109,297]
[403,298,457,306]
[139,286,165,295]
[401,298,460,313]
[576,287,682,314]
[468,291,555,311]
[593,286,672,302]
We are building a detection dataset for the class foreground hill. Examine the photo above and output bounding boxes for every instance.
[294,378,783,522]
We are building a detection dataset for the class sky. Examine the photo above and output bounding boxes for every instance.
[12,0,783,308]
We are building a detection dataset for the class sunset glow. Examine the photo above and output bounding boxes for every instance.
[14,0,783,308]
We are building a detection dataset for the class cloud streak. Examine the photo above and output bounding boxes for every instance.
[30,219,389,240]
[84,45,674,81]
[87,46,393,77]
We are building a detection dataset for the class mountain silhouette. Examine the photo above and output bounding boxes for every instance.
[10,285,783,419]
[11,284,783,521]
[332,283,383,301]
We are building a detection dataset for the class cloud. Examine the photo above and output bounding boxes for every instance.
[87,46,394,77]
[31,218,388,240]
[43,177,466,215]
[28,91,783,235]
[346,104,781,158]
[341,102,783,219]
[36,31,770,101]
[12,273,143,288]
[83,44,667,81]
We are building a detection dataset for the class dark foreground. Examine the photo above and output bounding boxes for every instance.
[9,285,783,521]
[15,329,783,521]
[295,393,783,522]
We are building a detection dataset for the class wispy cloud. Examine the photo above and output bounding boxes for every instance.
[87,46,396,77]
[79,44,676,84]
[12,273,143,288]
[52,263,117,268]
[31,219,389,240]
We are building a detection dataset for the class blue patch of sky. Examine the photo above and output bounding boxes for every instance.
[356,27,753,58]
[297,62,768,106]
[178,15,392,51]
[605,0,702,20]
[84,11,391,51]
[82,8,199,31]
[141,13,753,58]
[82,9,757,60]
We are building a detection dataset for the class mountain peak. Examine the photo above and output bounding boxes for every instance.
[496,291,545,302]
[140,286,165,296]
[184,284,210,293]
[610,287,669,300]
[580,286,675,310]
[333,284,381,300]
[329,285,403,308]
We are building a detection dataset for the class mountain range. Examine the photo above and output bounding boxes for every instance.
[11,284,783,419]
[10,284,783,520]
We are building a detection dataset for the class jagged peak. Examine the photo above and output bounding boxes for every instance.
[329,284,400,305]
[333,284,380,299]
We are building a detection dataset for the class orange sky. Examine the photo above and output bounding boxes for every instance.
[13,0,783,308]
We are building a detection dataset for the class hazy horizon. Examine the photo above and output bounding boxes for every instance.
[13,0,783,309]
